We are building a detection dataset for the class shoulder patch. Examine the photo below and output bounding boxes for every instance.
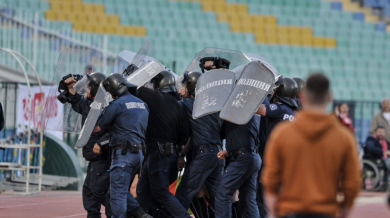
[270,104,278,111]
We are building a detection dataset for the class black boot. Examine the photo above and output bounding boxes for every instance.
[231,201,242,218]
[128,207,153,218]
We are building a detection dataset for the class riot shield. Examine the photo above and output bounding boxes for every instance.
[220,61,275,125]
[42,47,104,134]
[126,60,164,88]
[184,48,250,76]
[118,39,157,76]
[244,53,280,80]
[75,84,106,149]
[192,69,236,119]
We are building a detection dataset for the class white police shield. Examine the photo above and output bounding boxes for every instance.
[220,61,275,125]
[192,69,236,119]
[126,60,163,88]
[74,84,107,149]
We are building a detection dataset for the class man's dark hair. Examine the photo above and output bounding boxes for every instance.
[305,73,330,104]
[375,126,384,131]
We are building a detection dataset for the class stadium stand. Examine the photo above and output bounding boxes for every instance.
[0,0,388,143]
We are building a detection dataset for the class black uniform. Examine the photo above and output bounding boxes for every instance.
[216,115,261,217]
[175,97,224,211]
[135,87,191,218]
[68,93,111,218]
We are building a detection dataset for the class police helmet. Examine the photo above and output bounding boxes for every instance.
[151,70,176,93]
[103,73,135,97]
[292,77,305,94]
[183,71,202,96]
[274,77,299,108]
[86,72,106,97]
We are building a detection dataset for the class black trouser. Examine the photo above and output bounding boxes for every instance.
[83,160,110,218]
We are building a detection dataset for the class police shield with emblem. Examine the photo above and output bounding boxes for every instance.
[220,61,275,125]
[192,69,236,119]
[42,47,104,134]
[75,84,107,148]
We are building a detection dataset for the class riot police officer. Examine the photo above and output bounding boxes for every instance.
[216,115,261,218]
[175,71,224,215]
[62,72,112,218]
[131,70,191,218]
[256,76,298,140]
[92,73,151,218]
[292,77,305,110]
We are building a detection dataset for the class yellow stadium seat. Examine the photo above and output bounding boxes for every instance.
[116,26,126,35]
[106,25,117,34]
[288,37,301,46]
[45,11,56,20]
[228,14,239,23]
[75,13,88,22]
[87,14,99,23]
[230,23,241,32]
[94,4,105,14]
[97,16,108,23]
[60,3,72,12]
[95,25,106,34]
[84,25,96,33]
[217,13,229,22]
[312,38,324,47]
[202,3,214,12]
[213,3,226,13]
[277,26,289,36]
[277,36,289,45]
[71,4,84,13]
[135,27,147,36]
[235,4,248,14]
[255,35,266,43]
[240,23,252,33]
[55,13,68,21]
[107,15,120,25]
[265,36,278,44]
[324,38,336,48]
[264,26,277,35]
[263,16,277,26]
[50,2,61,11]
[251,15,263,24]
[239,15,252,25]
[225,4,236,13]
[300,27,312,38]
[67,13,78,23]
[301,37,312,47]
[289,27,301,37]
[73,23,84,32]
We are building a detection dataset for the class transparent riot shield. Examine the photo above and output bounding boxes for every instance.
[75,84,106,149]
[244,53,280,80]
[184,48,250,76]
[42,47,104,134]
[118,39,157,76]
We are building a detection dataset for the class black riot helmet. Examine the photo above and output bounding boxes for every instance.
[151,70,177,93]
[292,77,305,94]
[86,72,106,97]
[103,73,136,98]
[183,71,202,96]
[274,77,299,108]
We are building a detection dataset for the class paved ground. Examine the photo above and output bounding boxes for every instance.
[0,191,389,218]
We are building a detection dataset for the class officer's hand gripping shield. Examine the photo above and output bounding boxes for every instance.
[220,61,276,125]
[75,84,107,149]
[184,47,250,77]
[192,69,236,119]
[42,47,104,134]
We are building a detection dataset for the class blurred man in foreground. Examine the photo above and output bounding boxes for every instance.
[262,73,361,218]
